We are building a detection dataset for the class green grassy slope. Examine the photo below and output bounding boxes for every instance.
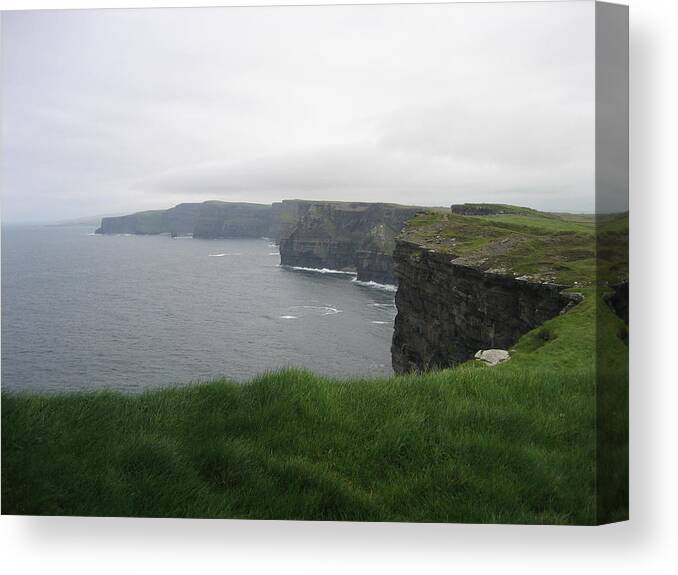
[1,289,627,524]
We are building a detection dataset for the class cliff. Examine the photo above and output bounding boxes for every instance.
[96,201,276,238]
[95,203,203,235]
[96,200,424,281]
[391,208,628,373]
[278,201,422,284]
[268,200,310,241]
[392,241,575,372]
[192,201,273,238]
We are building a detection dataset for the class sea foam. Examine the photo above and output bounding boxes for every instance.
[289,305,342,316]
[282,265,357,276]
[352,278,397,292]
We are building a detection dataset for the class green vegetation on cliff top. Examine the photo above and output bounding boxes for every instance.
[403,205,628,286]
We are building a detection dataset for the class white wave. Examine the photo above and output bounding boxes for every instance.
[352,278,397,292]
[368,303,396,308]
[282,265,357,276]
[86,232,97,236]
[280,315,298,319]
[371,321,392,324]
[208,253,241,257]
[172,235,193,239]
[267,243,278,248]
[289,305,342,316]
[268,252,279,256]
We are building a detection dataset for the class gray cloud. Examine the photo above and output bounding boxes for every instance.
[2,2,598,222]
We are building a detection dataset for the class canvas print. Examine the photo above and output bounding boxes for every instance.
[1,1,628,525]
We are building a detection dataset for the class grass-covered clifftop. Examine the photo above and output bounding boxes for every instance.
[403,204,628,286]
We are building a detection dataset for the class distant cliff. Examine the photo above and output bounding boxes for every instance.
[278,201,422,284]
[97,199,424,284]
[96,203,203,235]
[192,202,274,238]
[96,201,276,238]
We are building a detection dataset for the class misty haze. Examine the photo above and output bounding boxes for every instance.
[2,2,604,224]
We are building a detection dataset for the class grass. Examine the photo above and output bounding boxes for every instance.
[403,208,628,286]
[1,286,628,524]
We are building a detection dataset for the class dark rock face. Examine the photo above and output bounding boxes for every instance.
[279,202,421,283]
[391,240,574,374]
[269,200,310,242]
[192,202,273,239]
[96,204,202,235]
[95,203,203,235]
[280,238,357,271]
[355,249,394,285]
[162,203,204,234]
[607,281,629,324]
[96,201,276,238]
[96,211,161,235]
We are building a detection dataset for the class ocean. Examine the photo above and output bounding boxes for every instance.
[1,225,396,392]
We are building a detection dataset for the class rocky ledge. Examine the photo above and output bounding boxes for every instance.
[391,207,628,374]
[391,240,576,373]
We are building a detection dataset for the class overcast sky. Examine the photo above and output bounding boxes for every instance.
[1,2,598,223]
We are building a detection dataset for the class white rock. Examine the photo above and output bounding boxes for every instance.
[474,349,510,366]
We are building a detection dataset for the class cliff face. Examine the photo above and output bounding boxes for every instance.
[388,206,607,374]
[269,200,309,241]
[279,202,421,283]
[192,202,273,239]
[96,201,276,238]
[96,200,421,277]
[96,203,202,235]
[162,203,204,234]
[607,281,629,324]
[96,205,199,235]
[391,240,574,373]
[355,250,394,285]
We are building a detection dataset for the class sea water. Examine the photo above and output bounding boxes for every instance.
[1,225,396,392]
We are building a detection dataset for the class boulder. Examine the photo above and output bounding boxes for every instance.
[474,349,510,366]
